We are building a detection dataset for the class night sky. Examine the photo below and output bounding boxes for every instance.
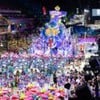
[0,0,100,16]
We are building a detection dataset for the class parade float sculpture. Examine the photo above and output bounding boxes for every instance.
[28,6,75,58]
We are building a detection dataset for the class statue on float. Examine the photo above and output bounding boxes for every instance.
[28,6,74,58]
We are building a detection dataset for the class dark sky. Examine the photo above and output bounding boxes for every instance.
[0,0,100,16]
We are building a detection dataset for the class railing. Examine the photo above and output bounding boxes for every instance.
[0,10,21,14]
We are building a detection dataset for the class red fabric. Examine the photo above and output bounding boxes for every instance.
[48,38,53,48]
[42,6,46,15]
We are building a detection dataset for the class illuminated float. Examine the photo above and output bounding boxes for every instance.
[28,6,75,59]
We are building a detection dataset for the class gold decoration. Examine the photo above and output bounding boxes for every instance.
[8,38,29,51]
[55,5,60,11]
[46,28,59,36]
